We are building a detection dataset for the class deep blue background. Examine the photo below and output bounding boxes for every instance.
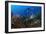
[11,5,41,16]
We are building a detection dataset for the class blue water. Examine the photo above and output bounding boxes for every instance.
[11,5,41,16]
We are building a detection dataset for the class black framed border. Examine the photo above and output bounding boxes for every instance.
[5,1,45,33]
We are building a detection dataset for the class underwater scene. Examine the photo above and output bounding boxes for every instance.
[11,5,41,28]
